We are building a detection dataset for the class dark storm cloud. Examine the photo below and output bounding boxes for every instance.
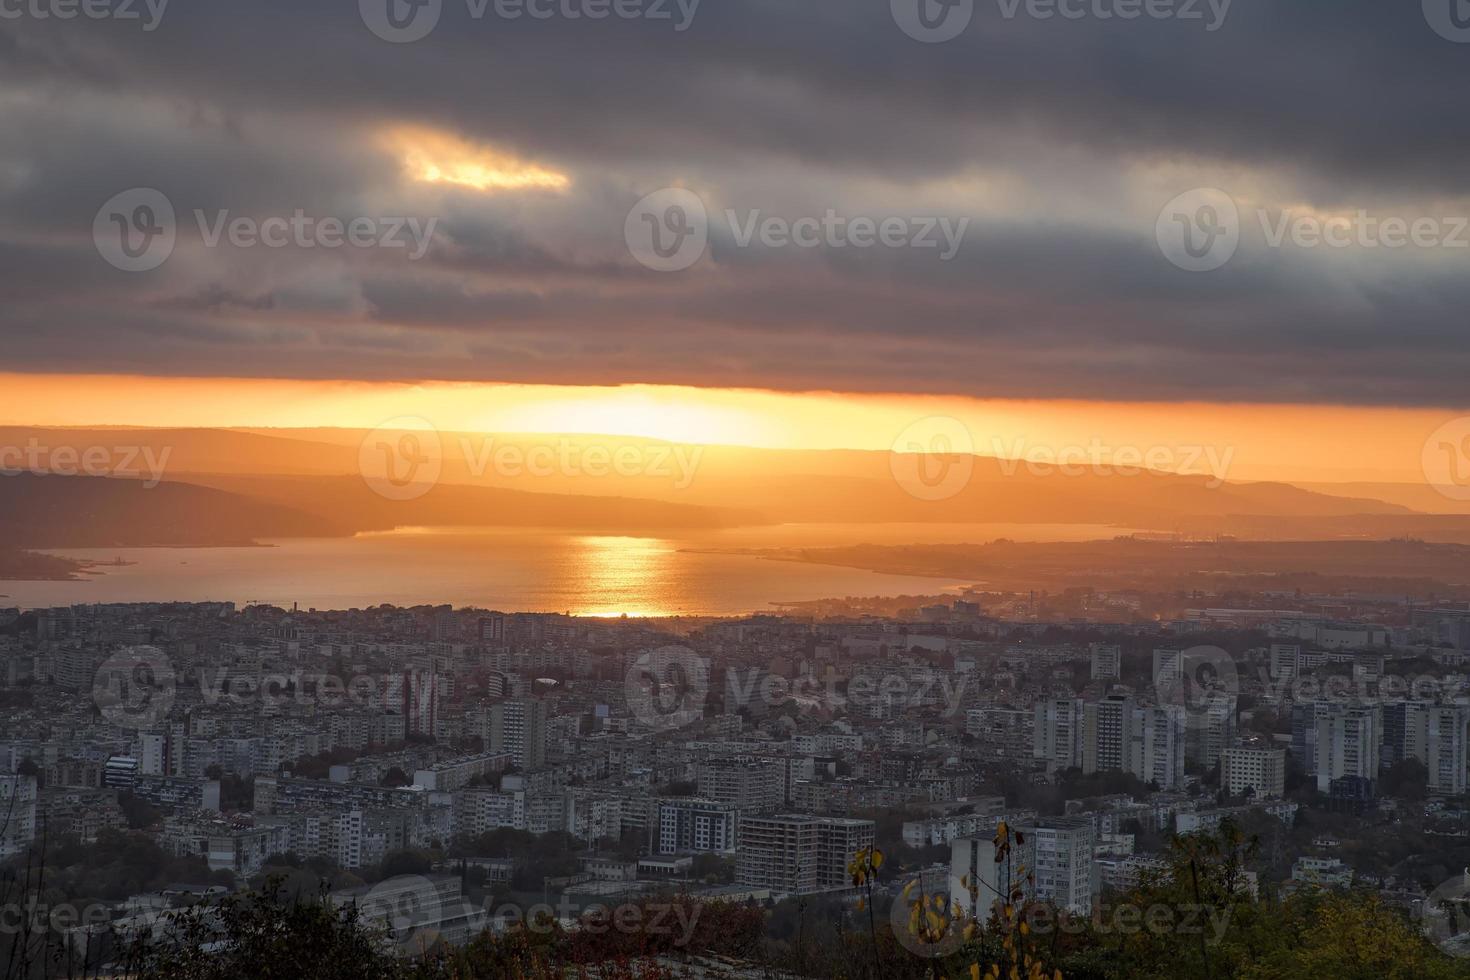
[1,0,1469,405]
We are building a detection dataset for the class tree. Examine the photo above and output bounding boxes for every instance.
[377,850,432,881]
[1381,758,1430,801]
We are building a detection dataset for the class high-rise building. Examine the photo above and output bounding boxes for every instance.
[697,756,785,812]
[1133,705,1186,790]
[1269,644,1302,680]
[489,699,547,769]
[1291,701,1335,774]
[1314,706,1381,793]
[1152,649,1182,684]
[402,667,443,738]
[657,798,738,854]
[1083,695,1133,774]
[1402,703,1470,795]
[1221,747,1286,798]
[136,732,169,775]
[1090,644,1121,681]
[736,814,875,895]
[1028,817,1094,915]
[1034,699,1084,773]
[951,831,1034,920]
[1186,696,1237,769]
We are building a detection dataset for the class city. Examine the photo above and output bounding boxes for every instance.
[7,0,1470,977]
[0,587,1467,975]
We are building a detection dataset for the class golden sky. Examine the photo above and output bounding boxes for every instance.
[0,372,1456,485]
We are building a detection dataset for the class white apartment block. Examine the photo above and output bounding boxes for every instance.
[1034,699,1084,772]
[1133,705,1186,791]
[1090,644,1121,681]
[1402,703,1470,796]
[696,756,786,812]
[1221,747,1286,799]
[412,752,512,792]
[1029,818,1094,915]
[1152,649,1182,684]
[452,788,524,837]
[951,831,1035,920]
[1314,706,1381,793]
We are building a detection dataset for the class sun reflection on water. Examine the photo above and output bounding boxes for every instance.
[568,535,678,618]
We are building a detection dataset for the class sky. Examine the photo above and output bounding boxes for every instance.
[3,2,1470,453]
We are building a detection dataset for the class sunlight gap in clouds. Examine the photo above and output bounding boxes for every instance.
[385,126,570,193]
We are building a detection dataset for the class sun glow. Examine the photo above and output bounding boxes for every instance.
[387,126,570,193]
[0,373,1463,486]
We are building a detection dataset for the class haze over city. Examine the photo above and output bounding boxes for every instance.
[4,2,1470,978]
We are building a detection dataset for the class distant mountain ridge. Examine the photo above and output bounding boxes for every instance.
[0,426,1461,548]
